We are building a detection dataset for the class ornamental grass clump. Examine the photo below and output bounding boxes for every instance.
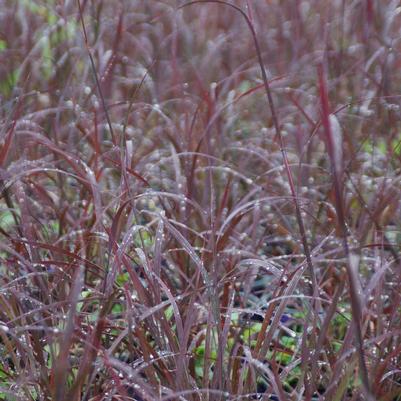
[0,1,400,400]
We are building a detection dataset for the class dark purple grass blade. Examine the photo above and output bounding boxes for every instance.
[317,63,373,400]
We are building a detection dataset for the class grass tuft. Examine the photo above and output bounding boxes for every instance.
[0,1,400,400]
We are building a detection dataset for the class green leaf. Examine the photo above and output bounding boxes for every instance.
[0,211,16,230]
[116,272,129,286]
[0,70,20,97]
